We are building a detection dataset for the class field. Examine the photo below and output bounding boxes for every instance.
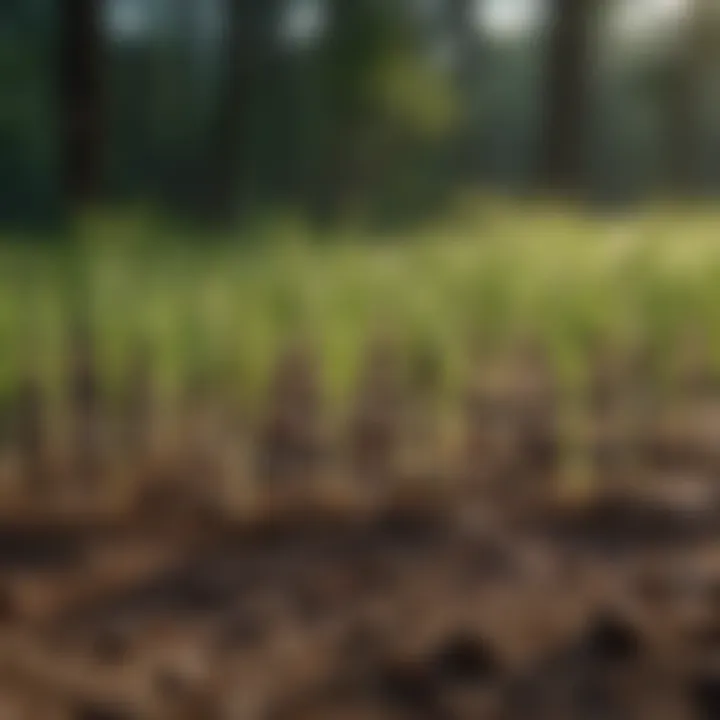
[1,202,720,718]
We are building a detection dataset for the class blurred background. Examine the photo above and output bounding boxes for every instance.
[0,0,719,469]
[2,0,719,232]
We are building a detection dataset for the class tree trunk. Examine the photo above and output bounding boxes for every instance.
[445,0,481,184]
[314,0,369,225]
[539,0,595,193]
[667,0,720,196]
[206,0,283,224]
[60,0,104,208]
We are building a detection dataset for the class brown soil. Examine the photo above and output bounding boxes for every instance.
[2,337,720,718]
[0,480,718,720]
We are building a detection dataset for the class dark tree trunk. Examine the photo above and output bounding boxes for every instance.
[311,0,369,226]
[445,0,481,183]
[667,54,701,196]
[206,0,283,225]
[667,0,719,196]
[206,0,245,222]
[60,0,104,208]
[539,0,595,193]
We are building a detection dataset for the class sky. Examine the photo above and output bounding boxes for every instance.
[107,0,146,38]
[479,0,689,37]
[108,0,691,42]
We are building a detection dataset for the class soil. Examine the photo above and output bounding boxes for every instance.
[0,479,719,720]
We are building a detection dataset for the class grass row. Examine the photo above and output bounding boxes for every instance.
[2,200,720,414]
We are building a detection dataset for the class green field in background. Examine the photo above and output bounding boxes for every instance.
[2,200,720,410]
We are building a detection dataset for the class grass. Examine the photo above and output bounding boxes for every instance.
[2,198,720,416]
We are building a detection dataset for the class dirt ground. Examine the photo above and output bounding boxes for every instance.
[0,476,719,720]
[2,340,720,718]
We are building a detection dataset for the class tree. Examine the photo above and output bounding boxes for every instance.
[539,0,597,193]
[60,0,104,208]
[312,0,457,225]
[206,0,284,224]
[0,0,60,227]
[444,0,483,183]
[666,0,720,195]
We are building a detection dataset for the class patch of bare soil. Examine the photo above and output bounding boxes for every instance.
[0,486,718,720]
[2,335,720,717]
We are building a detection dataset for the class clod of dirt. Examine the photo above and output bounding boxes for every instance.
[371,505,449,549]
[578,611,641,665]
[74,701,137,720]
[634,572,675,606]
[214,611,267,655]
[430,632,501,686]
[375,660,439,713]
[90,628,131,665]
[342,615,392,660]
[153,664,214,714]
[707,580,720,608]
[0,527,86,571]
[688,621,720,653]
[293,587,331,626]
[690,673,720,720]
[132,480,223,530]
[154,667,190,701]
[0,586,17,624]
